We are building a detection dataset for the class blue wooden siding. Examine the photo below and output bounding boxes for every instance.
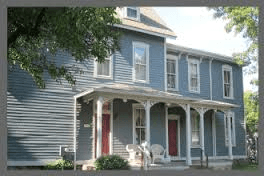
[7,25,246,164]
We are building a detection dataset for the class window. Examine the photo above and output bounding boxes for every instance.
[133,105,145,145]
[191,110,200,146]
[125,7,140,21]
[133,42,149,83]
[222,65,233,99]
[94,55,112,79]
[188,59,200,93]
[167,55,178,90]
[224,112,236,147]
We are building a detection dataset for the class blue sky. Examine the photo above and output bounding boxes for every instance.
[154,7,258,92]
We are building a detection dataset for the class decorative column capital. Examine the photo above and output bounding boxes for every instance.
[178,103,188,112]
[141,100,157,110]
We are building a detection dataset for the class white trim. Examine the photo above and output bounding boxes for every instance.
[132,103,145,145]
[166,54,179,91]
[186,104,192,165]
[222,64,234,99]
[212,110,216,158]
[167,114,181,159]
[224,111,236,147]
[165,105,169,158]
[110,100,113,155]
[188,58,200,94]
[96,96,103,158]
[92,99,96,159]
[124,7,140,22]
[94,55,113,80]
[114,24,176,39]
[73,97,77,170]
[164,38,167,92]
[132,41,149,83]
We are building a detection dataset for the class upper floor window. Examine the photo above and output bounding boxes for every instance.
[125,7,140,21]
[191,110,200,147]
[167,54,179,90]
[133,42,149,83]
[222,65,233,99]
[188,58,200,93]
[224,112,236,147]
[94,55,113,79]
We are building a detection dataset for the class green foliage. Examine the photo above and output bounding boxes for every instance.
[209,7,258,75]
[8,7,122,88]
[94,155,130,170]
[244,91,259,135]
[45,159,73,170]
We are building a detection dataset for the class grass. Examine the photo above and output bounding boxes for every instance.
[232,162,258,171]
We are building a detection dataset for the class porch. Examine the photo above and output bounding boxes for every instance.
[73,84,239,170]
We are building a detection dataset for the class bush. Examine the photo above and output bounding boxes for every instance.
[94,155,130,170]
[45,159,73,170]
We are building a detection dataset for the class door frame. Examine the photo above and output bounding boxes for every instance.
[166,114,181,161]
[93,100,113,159]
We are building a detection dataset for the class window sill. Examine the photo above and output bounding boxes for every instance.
[124,16,140,22]
[223,96,234,100]
[189,90,200,94]
[167,88,179,92]
[133,79,149,84]
[94,75,113,80]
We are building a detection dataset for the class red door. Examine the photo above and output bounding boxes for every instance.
[94,114,110,157]
[168,120,177,156]
[102,114,110,155]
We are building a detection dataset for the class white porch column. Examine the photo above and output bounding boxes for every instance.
[96,96,103,158]
[227,112,233,159]
[199,110,205,160]
[165,104,169,158]
[186,104,192,165]
[144,100,151,147]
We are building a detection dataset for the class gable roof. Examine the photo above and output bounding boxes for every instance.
[115,7,177,39]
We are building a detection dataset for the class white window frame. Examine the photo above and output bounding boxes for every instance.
[132,41,149,83]
[188,58,200,93]
[191,110,200,148]
[124,7,140,21]
[224,112,236,147]
[94,55,113,79]
[167,54,179,91]
[132,104,146,145]
[222,65,233,99]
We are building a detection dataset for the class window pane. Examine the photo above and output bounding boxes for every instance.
[127,8,137,18]
[135,109,141,126]
[167,74,176,88]
[97,60,110,76]
[191,111,200,145]
[167,60,175,74]
[135,47,146,64]
[135,128,140,144]
[135,64,146,80]
[225,84,230,97]
[141,128,145,144]
[224,71,230,84]
[191,77,198,90]
[135,108,145,127]
[140,109,145,126]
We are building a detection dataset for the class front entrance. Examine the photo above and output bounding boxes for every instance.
[167,115,180,160]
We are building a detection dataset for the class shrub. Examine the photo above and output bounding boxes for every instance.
[45,159,73,170]
[94,155,130,170]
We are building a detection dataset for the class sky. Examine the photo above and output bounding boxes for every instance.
[154,7,258,92]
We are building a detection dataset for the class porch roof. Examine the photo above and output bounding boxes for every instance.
[75,84,239,110]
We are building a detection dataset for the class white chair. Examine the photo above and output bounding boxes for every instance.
[151,144,166,163]
[126,144,140,160]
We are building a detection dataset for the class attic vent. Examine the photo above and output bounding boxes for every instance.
[125,7,140,21]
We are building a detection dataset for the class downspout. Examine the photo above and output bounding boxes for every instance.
[164,38,167,92]
[73,97,77,170]
[209,59,213,100]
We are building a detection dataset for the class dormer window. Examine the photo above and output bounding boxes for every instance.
[125,7,140,21]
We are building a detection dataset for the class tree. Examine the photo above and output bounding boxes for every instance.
[8,7,122,88]
[244,91,259,136]
[209,7,258,83]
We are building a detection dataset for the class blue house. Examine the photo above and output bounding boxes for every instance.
[7,7,246,169]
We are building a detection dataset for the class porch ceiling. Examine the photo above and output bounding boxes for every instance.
[75,84,239,111]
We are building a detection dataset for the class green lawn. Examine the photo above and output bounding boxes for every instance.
[232,163,258,171]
